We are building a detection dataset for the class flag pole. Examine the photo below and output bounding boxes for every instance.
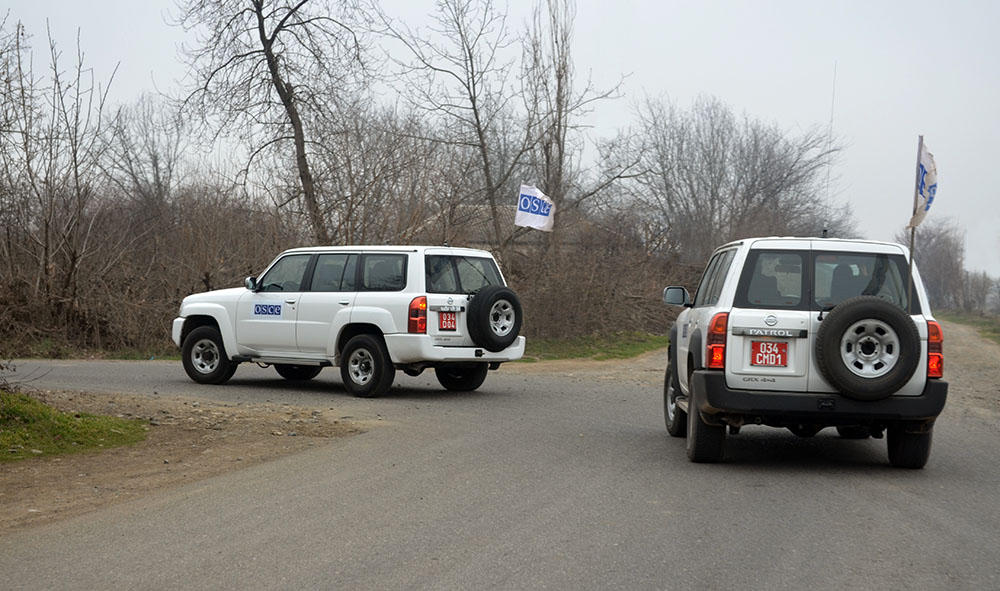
[906,135,923,315]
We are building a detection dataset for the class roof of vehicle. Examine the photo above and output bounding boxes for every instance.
[279,245,496,256]
[715,236,909,256]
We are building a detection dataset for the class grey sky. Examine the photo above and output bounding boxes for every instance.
[10,0,999,274]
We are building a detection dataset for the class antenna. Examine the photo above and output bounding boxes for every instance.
[824,61,837,204]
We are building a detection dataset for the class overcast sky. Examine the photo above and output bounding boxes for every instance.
[10,0,1000,274]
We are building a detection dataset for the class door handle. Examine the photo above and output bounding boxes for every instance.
[339,300,350,306]
[285,299,297,304]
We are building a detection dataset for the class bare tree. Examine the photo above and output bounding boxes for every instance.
[381,0,539,251]
[176,0,368,244]
[895,218,965,310]
[625,96,853,263]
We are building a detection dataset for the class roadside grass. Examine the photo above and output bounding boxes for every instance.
[522,332,669,362]
[8,338,179,361]
[936,310,1000,346]
[0,390,148,463]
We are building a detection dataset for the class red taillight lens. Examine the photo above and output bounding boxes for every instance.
[408,296,427,334]
[927,320,943,378]
[706,312,728,370]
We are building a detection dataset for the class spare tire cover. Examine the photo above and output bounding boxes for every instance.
[815,296,921,401]
[466,286,523,352]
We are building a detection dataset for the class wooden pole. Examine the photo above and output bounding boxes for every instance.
[907,135,923,315]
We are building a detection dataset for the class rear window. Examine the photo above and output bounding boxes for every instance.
[735,249,921,313]
[814,251,919,313]
[426,255,503,294]
[736,251,804,308]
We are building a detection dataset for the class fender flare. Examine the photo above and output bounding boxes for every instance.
[180,303,238,360]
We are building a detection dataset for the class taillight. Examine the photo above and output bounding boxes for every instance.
[706,312,728,370]
[408,296,427,334]
[927,320,943,378]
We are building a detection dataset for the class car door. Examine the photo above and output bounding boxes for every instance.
[424,252,505,347]
[677,250,732,394]
[236,253,312,355]
[724,243,811,392]
[296,253,359,356]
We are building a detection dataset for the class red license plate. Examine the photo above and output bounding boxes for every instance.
[439,311,457,331]
[751,341,787,366]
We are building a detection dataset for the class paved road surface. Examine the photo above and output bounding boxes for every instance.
[2,351,998,589]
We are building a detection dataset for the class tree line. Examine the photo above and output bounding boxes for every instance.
[1,0,982,357]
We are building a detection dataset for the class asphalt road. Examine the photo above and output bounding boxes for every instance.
[2,355,999,589]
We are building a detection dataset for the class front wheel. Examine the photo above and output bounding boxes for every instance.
[181,326,236,385]
[887,423,932,469]
[340,335,395,398]
[435,363,489,391]
[275,364,322,381]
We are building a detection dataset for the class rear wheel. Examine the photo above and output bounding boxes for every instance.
[340,335,395,398]
[686,381,725,463]
[275,364,322,381]
[435,363,489,391]
[887,423,932,469]
[664,354,686,437]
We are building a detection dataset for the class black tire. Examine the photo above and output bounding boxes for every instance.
[686,379,725,463]
[275,364,322,381]
[467,286,522,353]
[815,296,920,401]
[340,334,395,398]
[664,349,686,437]
[435,363,489,391]
[181,326,236,385]
[887,423,932,469]
[836,425,870,439]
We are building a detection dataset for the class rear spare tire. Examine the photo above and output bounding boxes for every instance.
[467,286,522,352]
[815,296,920,401]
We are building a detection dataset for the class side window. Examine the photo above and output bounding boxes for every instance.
[705,250,736,306]
[361,254,407,291]
[259,254,311,292]
[693,254,722,307]
[735,251,804,308]
[311,254,353,292]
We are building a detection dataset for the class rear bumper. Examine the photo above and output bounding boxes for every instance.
[692,370,948,423]
[384,335,525,364]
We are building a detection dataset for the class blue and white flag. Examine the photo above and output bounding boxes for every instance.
[907,142,938,228]
[514,184,555,232]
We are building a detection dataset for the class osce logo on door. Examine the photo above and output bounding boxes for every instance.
[254,304,282,316]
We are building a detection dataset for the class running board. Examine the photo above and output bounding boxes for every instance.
[231,356,332,367]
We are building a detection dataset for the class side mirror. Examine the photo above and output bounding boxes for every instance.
[244,276,258,291]
[663,286,692,307]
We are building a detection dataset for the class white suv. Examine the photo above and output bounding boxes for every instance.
[172,246,525,397]
[663,237,948,468]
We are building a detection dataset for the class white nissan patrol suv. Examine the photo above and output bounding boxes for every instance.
[662,237,947,468]
[172,246,525,397]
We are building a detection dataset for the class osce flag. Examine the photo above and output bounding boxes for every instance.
[907,142,938,228]
[514,185,555,232]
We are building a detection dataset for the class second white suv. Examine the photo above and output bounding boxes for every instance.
[663,237,948,468]
[172,246,525,397]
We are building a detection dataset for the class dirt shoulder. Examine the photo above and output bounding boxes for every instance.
[0,390,361,534]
